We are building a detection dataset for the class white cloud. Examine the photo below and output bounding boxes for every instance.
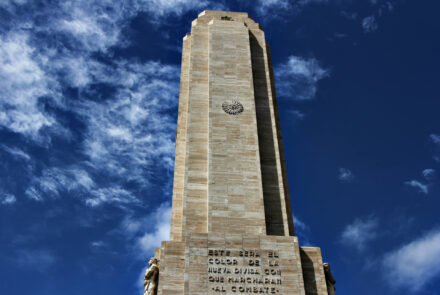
[405,169,435,195]
[0,0,214,142]
[386,2,394,11]
[276,56,329,100]
[25,166,141,207]
[78,60,178,185]
[25,187,43,201]
[17,59,179,206]
[137,204,171,255]
[90,241,106,248]
[256,0,290,14]
[255,0,327,18]
[334,32,348,39]
[8,14,179,205]
[1,145,31,161]
[405,180,429,195]
[338,168,354,183]
[383,229,440,291]
[288,109,306,120]
[0,192,16,205]
[362,15,378,32]
[294,216,313,246]
[139,0,226,21]
[422,169,435,181]
[341,215,379,251]
[56,2,123,53]
[0,31,58,140]
[119,203,171,256]
[430,134,440,162]
[26,167,94,197]
[0,0,27,10]
[294,216,308,233]
[85,186,140,207]
[430,134,440,145]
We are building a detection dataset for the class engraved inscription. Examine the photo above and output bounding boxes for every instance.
[208,249,282,293]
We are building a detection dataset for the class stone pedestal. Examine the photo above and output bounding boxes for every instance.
[156,235,328,295]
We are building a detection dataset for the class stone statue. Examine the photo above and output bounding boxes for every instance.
[323,263,336,295]
[144,257,159,295]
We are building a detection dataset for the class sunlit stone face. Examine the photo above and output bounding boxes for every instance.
[152,10,333,295]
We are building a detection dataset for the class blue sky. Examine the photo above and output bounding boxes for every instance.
[0,0,439,294]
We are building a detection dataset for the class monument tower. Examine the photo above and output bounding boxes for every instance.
[147,10,335,295]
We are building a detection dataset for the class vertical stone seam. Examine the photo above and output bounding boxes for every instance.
[207,21,212,233]
[182,23,210,235]
[182,25,197,238]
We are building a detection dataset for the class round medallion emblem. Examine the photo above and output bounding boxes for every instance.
[222,100,244,115]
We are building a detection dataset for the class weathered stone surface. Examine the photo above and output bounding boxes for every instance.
[155,10,333,295]
[169,10,294,240]
[159,234,307,295]
[299,247,328,295]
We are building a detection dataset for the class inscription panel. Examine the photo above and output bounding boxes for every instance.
[184,234,305,295]
[208,249,282,293]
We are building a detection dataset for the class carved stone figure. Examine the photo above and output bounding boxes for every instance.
[144,257,159,295]
[323,263,336,295]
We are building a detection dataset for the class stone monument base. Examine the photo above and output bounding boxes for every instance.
[155,234,329,295]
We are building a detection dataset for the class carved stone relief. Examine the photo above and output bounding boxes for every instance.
[144,257,159,295]
[222,100,244,115]
[323,263,336,295]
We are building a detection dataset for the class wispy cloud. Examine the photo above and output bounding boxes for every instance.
[255,0,327,19]
[294,216,312,246]
[339,0,396,33]
[338,168,355,183]
[90,241,106,248]
[0,0,219,143]
[341,215,379,252]
[0,0,181,215]
[405,169,435,195]
[422,169,435,181]
[362,15,378,32]
[141,0,227,22]
[0,191,16,205]
[3,25,180,206]
[405,180,429,195]
[430,134,440,162]
[430,134,440,145]
[383,228,440,292]
[1,145,30,161]
[276,55,329,100]
[119,203,171,257]
[79,61,179,186]
[137,204,172,255]
[255,0,290,17]
[25,166,142,207]
[0,31,59,141]
[288,109,306,120]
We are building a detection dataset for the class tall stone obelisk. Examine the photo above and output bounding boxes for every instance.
[153,10,334,295]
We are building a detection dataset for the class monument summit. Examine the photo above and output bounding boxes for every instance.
[143,10,336,295]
